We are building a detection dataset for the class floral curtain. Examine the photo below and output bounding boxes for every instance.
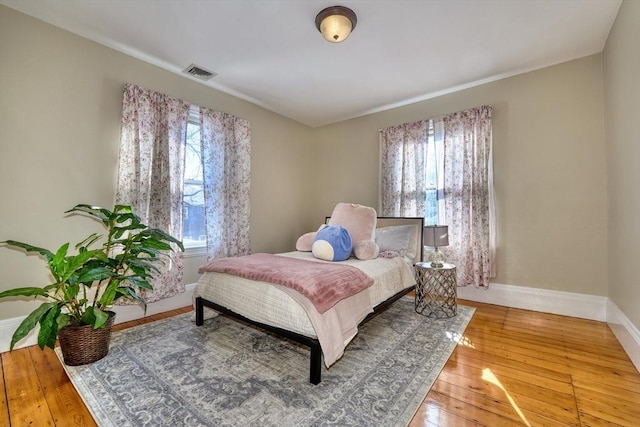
[200,108,251,259]
[115,83,190,301]
[380,105,495,288]
[442,106,495,288]
[380,120,429,217]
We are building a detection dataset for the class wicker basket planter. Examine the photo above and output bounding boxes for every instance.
[58,311,116,366]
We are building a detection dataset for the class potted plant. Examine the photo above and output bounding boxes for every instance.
[0,204,184,365]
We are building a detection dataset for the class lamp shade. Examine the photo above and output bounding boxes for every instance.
[423,225,449,248]
[315,6,357,43]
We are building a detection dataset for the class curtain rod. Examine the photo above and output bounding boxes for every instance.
[377,105,492,133]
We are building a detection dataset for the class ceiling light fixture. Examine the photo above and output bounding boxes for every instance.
[315,5,357,43]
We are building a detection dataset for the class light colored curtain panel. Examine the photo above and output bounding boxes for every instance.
[200,108,251,259]
[380,120,429,217]
[442,105,495,287]
[115,83,190,301]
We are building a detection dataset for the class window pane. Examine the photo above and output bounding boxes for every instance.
[424,122,438,225]
[183,121,206,248]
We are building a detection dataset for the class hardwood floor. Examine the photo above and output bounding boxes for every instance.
[1,300,638,426]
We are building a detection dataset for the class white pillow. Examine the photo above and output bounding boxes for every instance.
[375,225,417,259]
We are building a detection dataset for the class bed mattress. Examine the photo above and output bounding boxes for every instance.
[193,251,415,338]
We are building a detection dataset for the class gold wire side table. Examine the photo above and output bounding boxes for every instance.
[415,262,457,318]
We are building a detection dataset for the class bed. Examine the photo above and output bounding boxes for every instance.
[194,217,423,384]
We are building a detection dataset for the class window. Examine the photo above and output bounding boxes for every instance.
[117,83,251,263]
[424,121,439,226]
[380,106,495,287]
[183,107,205,248]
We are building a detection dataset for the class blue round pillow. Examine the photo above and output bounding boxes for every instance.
[312,225,352,261]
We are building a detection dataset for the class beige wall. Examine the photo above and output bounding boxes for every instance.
[313,55,608,296]
[0,6,314,320]
[603,0,640,330]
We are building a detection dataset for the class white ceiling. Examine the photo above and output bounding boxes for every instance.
[2,0,622,127]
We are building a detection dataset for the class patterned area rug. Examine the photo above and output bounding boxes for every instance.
[57,298,474,426]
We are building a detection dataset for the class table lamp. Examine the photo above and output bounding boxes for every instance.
[423,225,449,268]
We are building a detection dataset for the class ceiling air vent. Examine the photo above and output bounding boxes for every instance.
[182,64,217,81]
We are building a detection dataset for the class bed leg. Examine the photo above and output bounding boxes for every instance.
[310,340,321,385]
[195,297,204,326]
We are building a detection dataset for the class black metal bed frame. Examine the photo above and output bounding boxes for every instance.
[194,216,423,385]
[195,285,414,384]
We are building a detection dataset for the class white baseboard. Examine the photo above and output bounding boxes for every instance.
[0,315,40,354]
[0,283,197,353]
[606,300,640,372]
[110,282,197,323]
[457,282,608,321]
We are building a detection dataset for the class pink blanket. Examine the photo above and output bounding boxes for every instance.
[198,253,374,313]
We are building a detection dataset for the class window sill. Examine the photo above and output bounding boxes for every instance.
[184,246,207,258]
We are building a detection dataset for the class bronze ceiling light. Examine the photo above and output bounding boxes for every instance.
[315,5,357,43]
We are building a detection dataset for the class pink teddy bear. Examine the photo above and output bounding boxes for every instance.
[296,203,380,260]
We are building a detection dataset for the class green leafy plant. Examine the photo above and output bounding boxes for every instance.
[0,204,184,351]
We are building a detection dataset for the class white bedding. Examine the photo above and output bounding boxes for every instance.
[193,251,415,339]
